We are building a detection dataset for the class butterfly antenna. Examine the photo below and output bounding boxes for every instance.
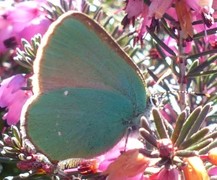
[123,127,133,152]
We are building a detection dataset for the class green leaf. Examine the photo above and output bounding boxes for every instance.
[179,127,210,149]
[139,128,158,147]
[186,138,213,151]
[186,104,210,139]
[152,109,169,139]
[199,139,217,154]
[187,49,217,60]
[187,54,217,76]
[175,107,201,147]
[187,70,217,77]
[193,27,217,39]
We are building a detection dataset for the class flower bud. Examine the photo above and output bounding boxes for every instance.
[183,156,209,180]
[157,138,174,157]
[157,167,180,180]
[208,147,217,165]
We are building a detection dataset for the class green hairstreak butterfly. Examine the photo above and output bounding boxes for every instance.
[20,11,146,161]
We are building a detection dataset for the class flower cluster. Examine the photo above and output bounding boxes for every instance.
[0,0,51,54]
[122,0,217,44]
[0,74,32,125]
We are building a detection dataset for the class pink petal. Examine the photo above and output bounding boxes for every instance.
[157,168,180,180]
[17,16,51,45]
[125,0,145,18]
[0,17,14,54]
[0,74,32,125]
[7,1,40,24]
[186,0,213,12]
[148,0,174,19]
[208,167,217,176]
[3,90,32,125]
[97,137,144,171]
[0,74,27,107]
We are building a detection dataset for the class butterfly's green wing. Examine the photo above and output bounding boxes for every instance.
[21,11,146,161]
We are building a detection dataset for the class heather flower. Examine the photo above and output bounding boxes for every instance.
[183,156,209,180]
[64,137,144,177]
[186,0,214,27]
[98,137,144,171]
[0,1,51,54]
[208,167,217,176]
[159,103,177,123]
[148,0,174,19]
[0,74,32,125]
[206,148,217,177]
[175,0,194,39]
[122,0,216,43]
[151,167,181,180]
[208,147,217,165]
[122,0,146,27]
[194,21,217,49]
[102,149,149,180]
[121,0,150,44]
[157,138,174,158]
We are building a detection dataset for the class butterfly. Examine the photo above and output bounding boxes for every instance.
[20,11,147,161]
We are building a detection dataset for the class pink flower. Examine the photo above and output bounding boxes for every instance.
[17,16,51,43]
[164,36,193,55]
[194,21,217,49]
[122,0,217,43]
[208,167,217,176]
[186,0,213,14]
[157,138,174,158]
[150,167,181,180]
[124,0,145,19]
[148,0,174,19]
[0,15,10,52]
[97,137,144,172]
[159,103,178,123]
[62,137,146,177]
[0,1,51,54]
[0,74,32,125]
[122,0,150,44]
[97,138,148,180]
[102,149,149,180]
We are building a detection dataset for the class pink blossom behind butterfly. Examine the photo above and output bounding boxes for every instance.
[0,74,32,125]
[0,1,51,54]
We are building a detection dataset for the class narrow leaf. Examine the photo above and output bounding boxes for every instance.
[199,139,217,154]
[175,107,201,147]
[172,111,186,144]
[187,54,217,76]
[186,104,210,139]
[152,109,169,139]
[186,138,213,151]
[147,27,176,56]
[140,116,152,134]
[187,49,217,60]
[179,127,210,149]
[175,150,198,157]
[163,117,174,137]
[193,27,217,39]
[199,130,217,143]
[161,18,178,39]
[187,70,217,77]
[139,128,158,147]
